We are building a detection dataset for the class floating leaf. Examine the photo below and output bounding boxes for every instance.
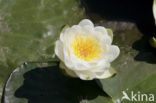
[3,62,113,103]
[0,0,85,100]
[98,21,156,102]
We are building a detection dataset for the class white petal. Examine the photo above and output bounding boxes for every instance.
[63,46,90,71]
[60,25,81,42]
[59,25,70,41]
[70,25,82,33]
[100,34,112,45]
[105,45,120,62]
[81,25,94,35]
[90,62,110,72]
[60,28,70,42]
[62,43,93,71]
[94,26,108,35]
[91,30,112,45]
[95,67,116,79]
[68,53,93,70]
[74,70,96,80]
[59,62,77,77]
[63,47,75,69]
[94,27,112,44]
[79,19,94,27]
[95,27,113,41]
[54,40,64,61]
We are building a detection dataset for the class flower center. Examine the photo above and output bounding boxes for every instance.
[72,35,103,62]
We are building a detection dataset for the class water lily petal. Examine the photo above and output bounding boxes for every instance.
[95,67,116,79]
[69,53,93,70]
[94,26,108,35]
[90,62,110,72]
[60,25,81,42]
[74,70,96,80]
[55,40,64,61]
[60,62,77,77]
[105,45,120,62]
[81,25,94,35]
[79,19,94,27]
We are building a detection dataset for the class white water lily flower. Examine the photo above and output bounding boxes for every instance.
[55,19,120,80]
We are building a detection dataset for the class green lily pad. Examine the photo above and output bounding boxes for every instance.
[80,1,156,102]
[3,62,113,103]
[0,0,85,100]
[96,20,156,102]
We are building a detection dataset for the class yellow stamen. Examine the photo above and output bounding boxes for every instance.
[72,35,103,62]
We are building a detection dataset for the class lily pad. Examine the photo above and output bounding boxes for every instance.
[0,0,85,100]
[80,0,156,102]
[94,16,156,103]
[3,62,113,103]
